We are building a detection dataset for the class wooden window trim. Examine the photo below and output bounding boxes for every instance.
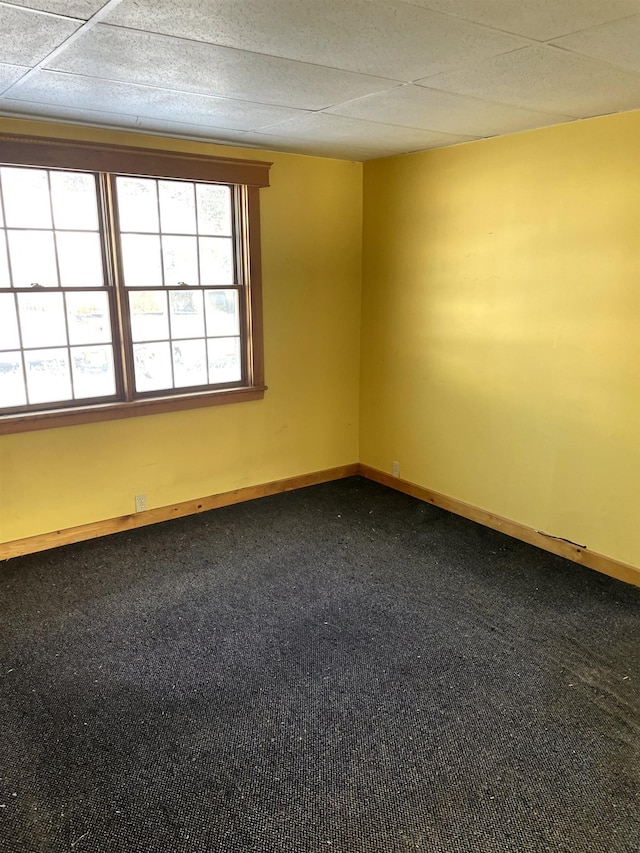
[0,133,271,187]
[0,386,267,435]
[0,134,271,434]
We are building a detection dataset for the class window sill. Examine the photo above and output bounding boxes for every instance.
[0,385,267,435]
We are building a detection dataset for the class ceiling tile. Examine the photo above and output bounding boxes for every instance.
[422,46,640,117]
[240,133,398,161]
[8,70,310,131]
[0,5,80,65]
[3,1,106,18]
[410,0,640,41]
[0,99,146,128]
[103,0,528,81]
[327,83,572,137]
[0,63,29,94]
[0,98,254,144]
[552,15,640,75]
[256,112,475,151]
[45,24,397,110]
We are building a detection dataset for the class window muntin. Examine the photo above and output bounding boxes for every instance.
[0,163,259,419]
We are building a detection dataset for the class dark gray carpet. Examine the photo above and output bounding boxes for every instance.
[1,476,638,852]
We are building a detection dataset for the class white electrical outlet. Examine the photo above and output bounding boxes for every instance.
[392,461,400,477]
[135,494,147,513]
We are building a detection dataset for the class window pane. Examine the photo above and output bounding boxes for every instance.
[196,184,232,236]
[50,171,99,231]
[169,290,204,339]
[199,237,234,285]
[208,336,241,384]
[133,341,172,392]
[66,291,112,345]
[18,292,67,348]
[8,231,58,288]
[121,234,163,287]
[116,177,159,233]
[129,290,169,342]
[159,180,196,234]
[0,352,25,408]
[162,235,198,287]
[0,293,20,349]
[70,345,116,399]
[205,290,239,337]
[57,232,104,288]
[0,237,10,289]
[173,339,207,388]
[1,167,52,228]
[25,347,71,404]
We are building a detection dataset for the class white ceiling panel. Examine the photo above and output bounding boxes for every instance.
[552,15,640,75]
[256,112,475,151]
[0,4,80,65]
[0,99,150,128]
[8,70,309,131]
[103,0,529,82]
[411,0,640,41]
[0,64,29,94]
[45,24,397,110]
[423,46,640,118]
[240,132,400,161]
[3,1,107,18]
[327,83,572,137]
[0,97,254,143]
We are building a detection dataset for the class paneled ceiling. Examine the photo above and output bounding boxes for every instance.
[1,0,640,161]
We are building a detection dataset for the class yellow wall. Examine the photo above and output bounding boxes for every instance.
[361,111,640,568]
[0,119,362,542]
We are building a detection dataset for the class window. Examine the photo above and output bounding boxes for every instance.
[0,134,270,434]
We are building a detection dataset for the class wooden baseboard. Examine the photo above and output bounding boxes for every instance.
[5,461,638,588]
[0,463,359,560]
[358,464,640,588]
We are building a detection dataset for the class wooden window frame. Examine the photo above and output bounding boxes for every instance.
[0,133,271,435]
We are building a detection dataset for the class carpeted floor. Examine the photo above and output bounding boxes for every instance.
[1,476,638,852]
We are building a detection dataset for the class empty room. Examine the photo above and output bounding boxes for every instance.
[0,1,639,851]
